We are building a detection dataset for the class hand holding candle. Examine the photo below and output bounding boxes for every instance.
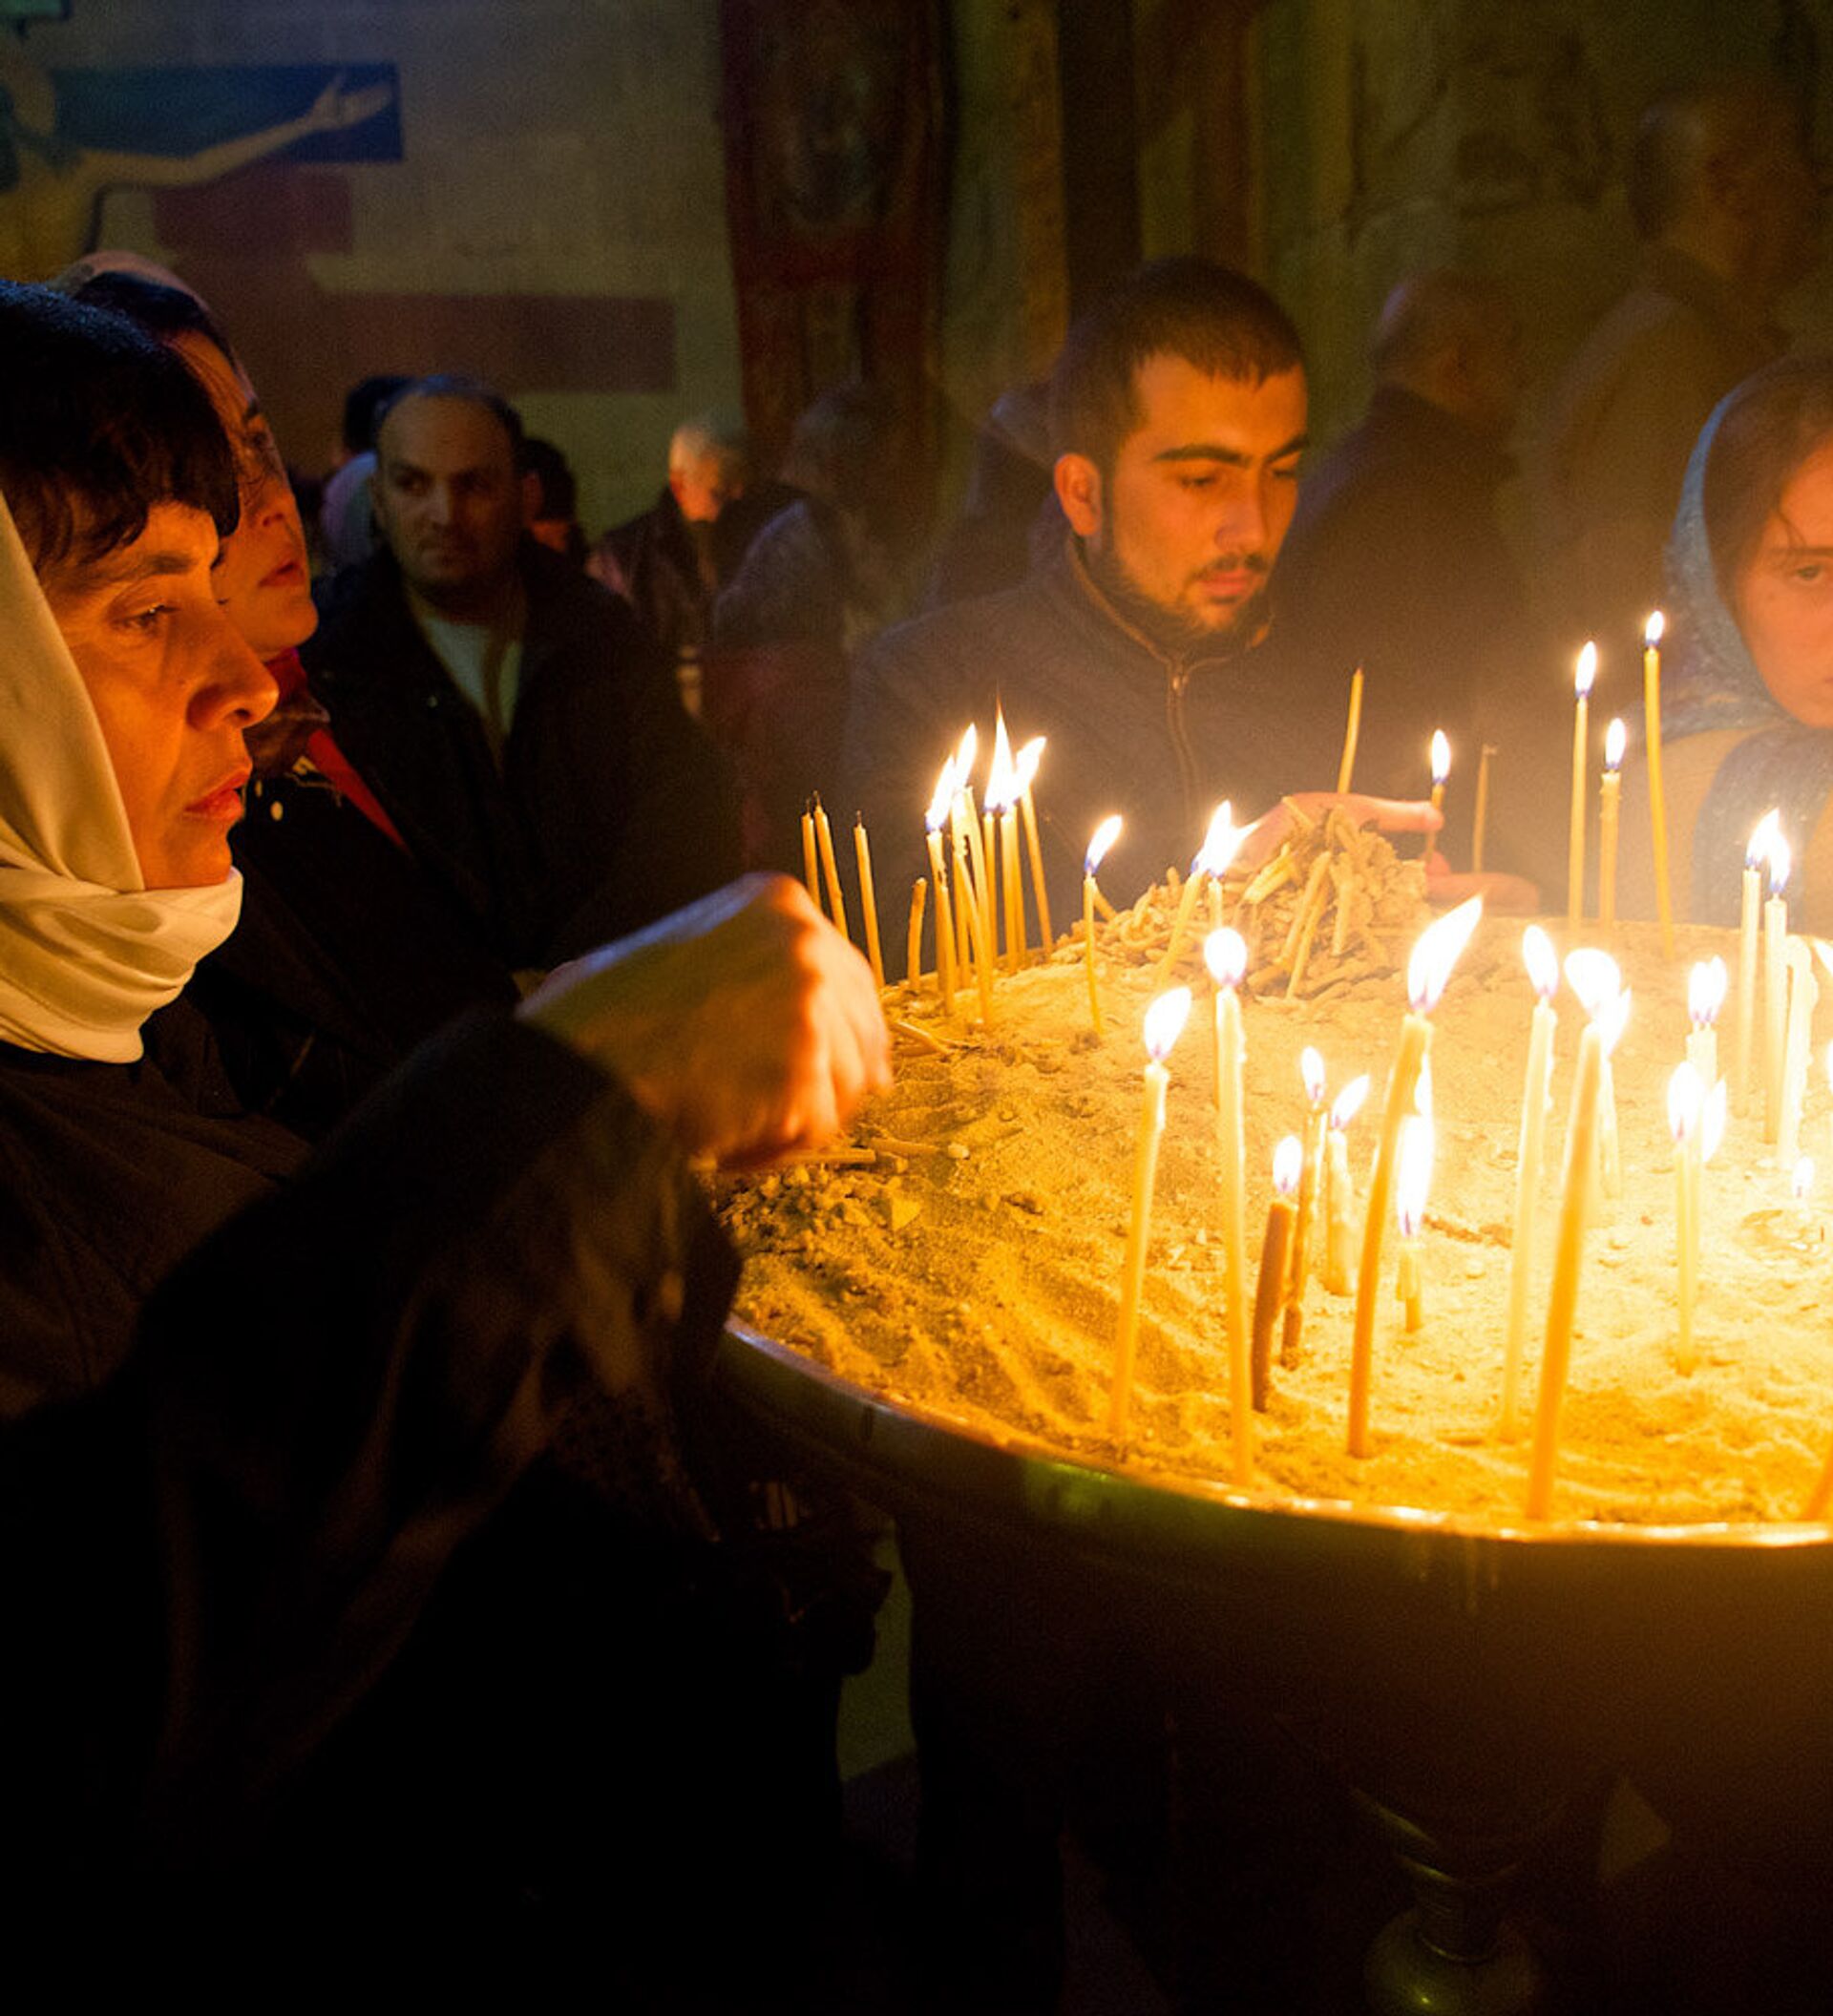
[1108,987,1192,1439]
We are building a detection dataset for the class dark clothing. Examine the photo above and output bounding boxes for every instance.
[844,539,1341,956]
[0,1001,833,1982]
[1270,384,1540,869]
[305,540,743,969]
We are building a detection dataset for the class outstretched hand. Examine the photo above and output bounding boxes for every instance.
[1236,791,1443,872]
[520,874,892,1169]
[309,73,394,134]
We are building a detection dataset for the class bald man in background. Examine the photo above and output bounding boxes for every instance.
[1540,75,1822,664]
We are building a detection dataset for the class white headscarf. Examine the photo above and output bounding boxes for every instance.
[0,491,242,1061]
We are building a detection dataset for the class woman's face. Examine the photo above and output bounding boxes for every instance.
[169,331,317,662]
[1736,442,1833,728]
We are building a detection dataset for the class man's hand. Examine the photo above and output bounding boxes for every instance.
[520,874,892,1168]
[308,73,394,134]
[1236,791,1443,872]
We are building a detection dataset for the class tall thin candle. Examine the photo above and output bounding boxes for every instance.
[812,794,850,943]
[1737,813,1777,1117]
[1084,815,1121,1039]
[1780,937,1818,1169]
[1337,666,1364,792]
[1108,988,1191,1439]
[1764,828,1792,1144]
[1567,642,1597,929]
[1394,1113,1435,1332]
[1321,1075,1370,1296]
[853,815,885,989]
[924,764,959,1012]
[1471,743,1497,874]
[1252,1136,1302,1409]
[1669,1063,1703,1376]
[1597,717,1626,932]
[1016,737,1053,954]
[1687,957,1726,1093]
[1501,926,1560,1441]
[1349,897,1484,1458]
[1644,610,1675,957]
[1206,929,1254,1483]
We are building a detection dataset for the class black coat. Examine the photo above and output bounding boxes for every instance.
[306,540,743,969]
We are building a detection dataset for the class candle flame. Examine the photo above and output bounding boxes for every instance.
[1015,735,1045,794]
[1564,947,1621,1021]
[1600,986,1633,1059]
[1522,923,1559,1001]
[1702,1079,1727,1164]
[1430,729,1450,786]
[1668,1061,1703,1144]
[984,709,1020,813]
[1273,1133,1303,1197]
[1300,1044,1326,1105]
[1645,610,1665,648]
[1406,894,1484,1012]
[955,723,979,792]
[1143,986,1192,1062]
[1396,1113,1434,1239]
[1415,1055,1434,1120]
[1329,1073,1371,1131]
[1688,956,1728,1027]
[1192,800,1245,879]
[1575,641,1597,698]
[1085,813,1122,877]
[1204,926,1248,989]
[1748,808,1781,872]
[1795,1155,1816,1203]
[1604,717,1627,772]
[925,757,957,833]
[1770,827,1793,898]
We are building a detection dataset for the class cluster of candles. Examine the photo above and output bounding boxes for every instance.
[1107,788,1833,1521]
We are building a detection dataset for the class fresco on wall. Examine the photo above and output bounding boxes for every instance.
[0,33,396,280]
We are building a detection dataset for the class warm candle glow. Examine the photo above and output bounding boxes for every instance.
[1565,947,1622,1021]
[1690,956,1728,1027]
[1144,985,1192,1060]
[1604,717,1627,772]
[955,722,979,787]
[1524,923,1559,1001]
[1430,729,1450,788]
[1274,1132,1304,1196]
[1669,1060,1703,1144]
[1331,1074,1371,1133]
[1396,1113,1434,1238]
[1016,737,1044,795]
[1645,610,1665,648]
[1205,925,1248,990]
[925,758,958,835]
[985,710,1019,814]
[1407,895,1485,1012]
[1795,1156,1815,1202]
[1770,829,1793,899]
[1301,1044,1326,1108]
[1085,813,1122,878]
[1750,808,1781,873]
[1194,799,1247,879]
[1575,640,1598,699]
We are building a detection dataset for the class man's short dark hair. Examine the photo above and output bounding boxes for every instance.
[59,268,241,374]
[375,374,526,464]
[0,280,238,574]
[520,436,577,520]
[1627,77,1803,242]
[1048,258,1305,472]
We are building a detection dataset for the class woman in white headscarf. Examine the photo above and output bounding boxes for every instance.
[0,282,886,1978]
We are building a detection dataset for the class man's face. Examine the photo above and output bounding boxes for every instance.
[670,451,740,525]
[371,394,526,610]
[170,331,316,662]
[1058,355,1308,646]
[40,502,278,888]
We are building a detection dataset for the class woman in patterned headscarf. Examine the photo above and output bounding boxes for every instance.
[1623,356,1833,928]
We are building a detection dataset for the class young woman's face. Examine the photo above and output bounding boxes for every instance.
[1737,442,1833,729]
[169,331,317,662]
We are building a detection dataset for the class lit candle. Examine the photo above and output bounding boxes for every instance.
[1337,665,1364,793]
[1644,610,1675,957]
[1252,1136,1302,1410]
[1159,803,1242,982]
[853,814,885,989]
[1567,642,1596,930]
[1206,928,1253,1484]
[1669,1061,1703,1376]
[1525,952,1611,1519]
[955,816,997,1028]
[1736,812,1777,1117]
[1687,956,1726,1092]
[1424,728,1450,863]
[1084,814,1121,1039]
[801,798,821,907]
[1501,925,1560,1442]
[1016,737,1054,954]
[1321,1075,1370,1296]
[1780,937,1818,1169]
[987,711,1023,972]
[1394,1112,1435,1333]
[812,793,850,944]
[1471,743,1497,874]
[1280,1047,1329,1366]
[1108,987,1192,1439]
[1596,983,1632,1205]
[1765,826,1792,1144]
[905,875,927,992]
[1349,896,1484,1458]
[924,764,959,1013]
[1597,717,1626,931]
